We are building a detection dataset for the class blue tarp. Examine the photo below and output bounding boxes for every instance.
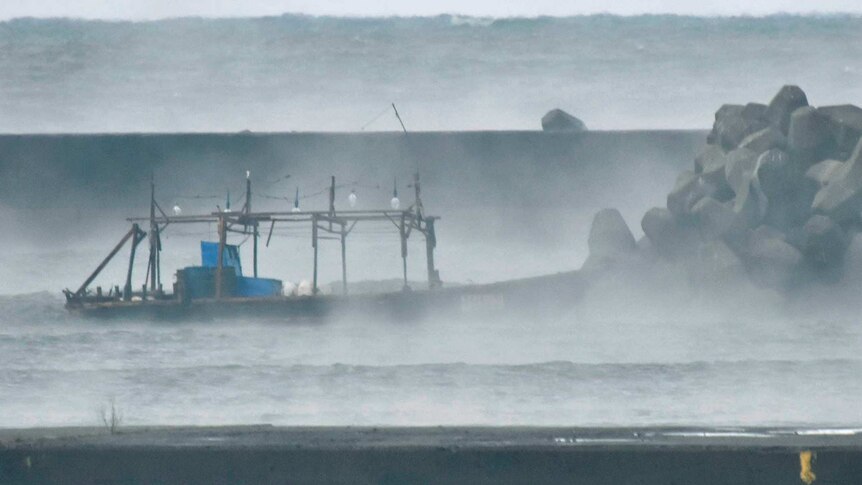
[200,241,242,276]
[236,276,283,297]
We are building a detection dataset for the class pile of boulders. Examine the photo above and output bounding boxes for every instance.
[584,85,862,289]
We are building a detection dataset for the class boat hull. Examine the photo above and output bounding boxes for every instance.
[65,271,586,321]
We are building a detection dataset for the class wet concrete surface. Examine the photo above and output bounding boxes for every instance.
[1,425,859,483]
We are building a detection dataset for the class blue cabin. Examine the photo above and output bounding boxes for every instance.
[176,242,283,300]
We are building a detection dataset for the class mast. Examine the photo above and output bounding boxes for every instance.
[246,170,258,278]
[148,176,160,292]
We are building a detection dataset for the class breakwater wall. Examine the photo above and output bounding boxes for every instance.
[0,130,704,243]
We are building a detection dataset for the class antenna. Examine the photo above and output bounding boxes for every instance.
[329,176,336,216]
[245,170,252,216]
[392,103,407,134]
[391,104,422,218]
[292,187,300,212]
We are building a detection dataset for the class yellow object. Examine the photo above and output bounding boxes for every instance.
[799,450,816,484]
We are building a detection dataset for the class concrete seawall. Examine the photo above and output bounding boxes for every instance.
[0,426,858,484]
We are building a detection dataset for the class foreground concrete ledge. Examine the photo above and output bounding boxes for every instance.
[1,426,861,484]
[3,425,862,450]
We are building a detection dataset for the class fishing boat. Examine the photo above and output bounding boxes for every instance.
[63,173,584,320]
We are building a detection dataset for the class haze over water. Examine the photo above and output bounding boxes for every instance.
[1,14,862,429]
[0,15,860,132]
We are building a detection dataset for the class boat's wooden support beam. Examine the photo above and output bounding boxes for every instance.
[253,224,259,278]
[425,218,440,289]
[74,225,139,298]
[400,212,408,290]
[123,224,146,301]
[340,222,347,296]
[266,220,276,247]
[312,214,319,294]
[215,216,226,299]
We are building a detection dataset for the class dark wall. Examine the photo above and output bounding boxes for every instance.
[0,446,857,485]
[0,130,705,242]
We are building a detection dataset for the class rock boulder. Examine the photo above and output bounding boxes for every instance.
[765,85,809,134]
[541,109,587,132]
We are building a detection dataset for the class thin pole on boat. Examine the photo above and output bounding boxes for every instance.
[340,222,347,296]
[246,170,258,278]
[328,176,335,232]
[425,218,439,289]
[400,212,408,290]
[413,172,423,221]
[216,215,226,299]
[392,103,407,134]
[253,225,259,278]
[148,176,159,293]
[124,223,144,301]
[73,225,139,298]
[312,213,319,294]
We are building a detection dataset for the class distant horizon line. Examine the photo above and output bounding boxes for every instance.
[2,11,862,23]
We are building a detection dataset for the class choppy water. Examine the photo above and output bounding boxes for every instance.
[0,14,861,132]
[1,289,862,428]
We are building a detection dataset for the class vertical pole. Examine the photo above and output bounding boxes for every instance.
[216,216,226,299]
[124,224,141,301]
[246,171,258,278]
[246,171,252,215]
[340,223,347,296]
[425,218,438,289]
[400,212,408,290]
[328,175,335,232]
[148,177,158,292]
[413,172,422,221]
[253,225,259,278]
[312,214,319,294]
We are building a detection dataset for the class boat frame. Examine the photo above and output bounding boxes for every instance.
[63,173,444,318]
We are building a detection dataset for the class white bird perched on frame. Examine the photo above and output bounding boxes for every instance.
[390,177,400,210]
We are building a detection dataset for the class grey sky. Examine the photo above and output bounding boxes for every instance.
[2,0,862,20]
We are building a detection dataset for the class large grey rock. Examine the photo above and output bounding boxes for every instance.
[787,106,836,164]
[667,171,717,219]
[742,102,768,121]
[750,224,787,243]
[707,104,744,145]
[818,104,862,159]
[694,144,724,175]
[692,197,735,240]
[732,173,768,230]
[641,207,674,247]
[756,149,794,199]
[724,148,759,196]
[691,240,746,284]
[765,85,809,134]
[641,207,697,258]
[694,145,732,196]
[842,232,862,284]
[739,126,787,154]
[802,214,847,272]
[812,138,862,223]
[541,109,587,132]
[587,208,636,258]
[756,148,813,230]
[747,234,803,288]
[805,159,843,187]
[711,104,769,150]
